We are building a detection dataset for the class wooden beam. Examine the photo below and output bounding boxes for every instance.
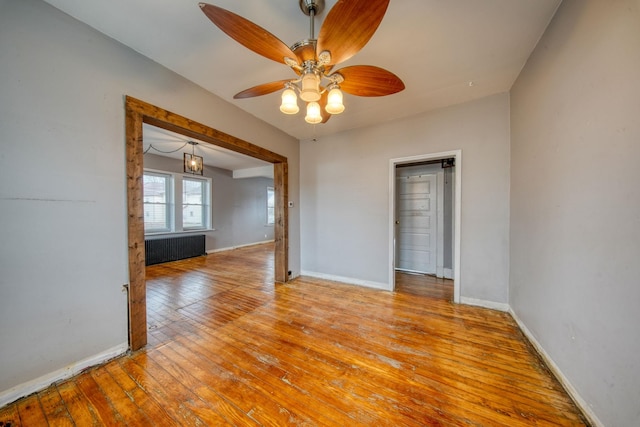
[125,101,147,351]
[274,162,288,283]
[126,96,287,164]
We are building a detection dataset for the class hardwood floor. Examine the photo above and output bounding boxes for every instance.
[395,270,454,301]
[0,243,589,426]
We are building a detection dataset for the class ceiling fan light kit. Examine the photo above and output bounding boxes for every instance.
[280,86,300,114]
[305,101,323,124]
[300,68,322,102]
[325,82,345,114]
[199,0,404,125]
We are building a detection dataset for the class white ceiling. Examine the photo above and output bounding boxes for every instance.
[143,124,272,173]
[43,0,561,142]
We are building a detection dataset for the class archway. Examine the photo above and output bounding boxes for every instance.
[125,96,289,350]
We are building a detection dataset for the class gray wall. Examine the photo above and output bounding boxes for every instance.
[144,153,274,251]
[300,93,511,301]
[510,0,640,425]
[0,0,299,399]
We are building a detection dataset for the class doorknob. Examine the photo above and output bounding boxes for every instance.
[395,220,400,224]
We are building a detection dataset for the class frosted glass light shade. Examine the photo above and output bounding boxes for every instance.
[279,88,299,114]
[305,101,322,124]
[300,72,321,102]
[325,87,345,114]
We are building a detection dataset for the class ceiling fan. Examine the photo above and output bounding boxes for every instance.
[199,0,405,124]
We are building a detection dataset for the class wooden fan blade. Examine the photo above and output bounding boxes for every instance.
[234,80,291,99]
[316,0,390,66]
[199,3,297,65]
[335,65,405,97]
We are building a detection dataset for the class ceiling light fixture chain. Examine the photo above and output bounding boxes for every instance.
[144,142,188,155]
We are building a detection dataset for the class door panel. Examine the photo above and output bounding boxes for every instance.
[396,173,437,274]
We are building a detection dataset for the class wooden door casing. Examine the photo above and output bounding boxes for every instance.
[125,96,289,351]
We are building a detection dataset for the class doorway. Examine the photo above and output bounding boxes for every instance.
[388,151,461,302]
[125,96,289,350]
[395,165,440,275]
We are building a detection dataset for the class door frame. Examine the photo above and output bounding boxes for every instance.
[388,150,461,303]
[436,170,445,278]
[125,96,289,350]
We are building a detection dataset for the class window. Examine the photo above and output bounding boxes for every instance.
[267,187,275,225]
[143,169,211,235]
[143,172,172,232]
[183,177,209,229]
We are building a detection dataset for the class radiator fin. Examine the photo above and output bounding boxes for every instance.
[145,235,206,266]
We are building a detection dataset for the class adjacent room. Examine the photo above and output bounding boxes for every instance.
[141,123,277,260]
[1,0,638,426]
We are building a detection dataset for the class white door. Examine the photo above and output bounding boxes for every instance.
[395,173,437,274]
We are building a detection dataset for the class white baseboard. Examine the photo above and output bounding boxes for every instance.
[301,270,390,291]
[206,239,274,254]
[460,296,510,312]
[456,299,600,425]
[0,342,128,407]
[508,309,604,427]
[443,268,453,279]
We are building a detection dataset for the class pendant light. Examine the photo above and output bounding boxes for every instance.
[184,141,204,175]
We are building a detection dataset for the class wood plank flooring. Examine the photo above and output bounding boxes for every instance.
[0,243,589,426]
